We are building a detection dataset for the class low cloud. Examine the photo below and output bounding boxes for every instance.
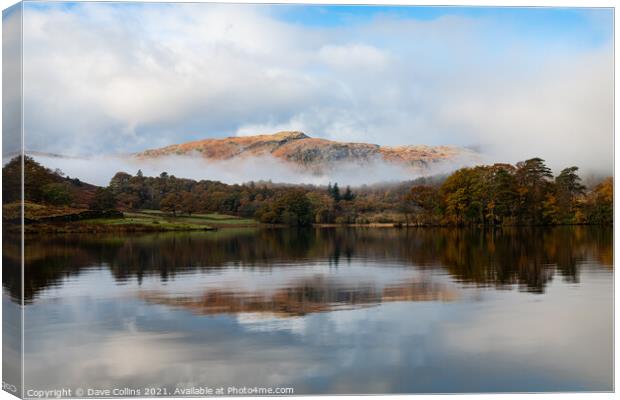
[32,153,474,187]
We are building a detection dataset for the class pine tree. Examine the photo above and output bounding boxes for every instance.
[343,186,354,201]
[332,183,341,202]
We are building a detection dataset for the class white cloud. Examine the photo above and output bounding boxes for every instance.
[32,151,473,187]
[18,3,613,176]
[2,5,23,161]
[318,43,388,69]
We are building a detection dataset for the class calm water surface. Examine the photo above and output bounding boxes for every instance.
[3,227,613,394]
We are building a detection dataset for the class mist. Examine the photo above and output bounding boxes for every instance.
[31,153,476,188]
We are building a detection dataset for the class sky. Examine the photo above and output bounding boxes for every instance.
[6,2,615,175]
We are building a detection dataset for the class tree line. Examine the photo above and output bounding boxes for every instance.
[403,158,612,226]
[3,156,613,226]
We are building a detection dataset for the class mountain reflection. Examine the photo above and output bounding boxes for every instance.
[139,276,458,317]
[2,226,612,304]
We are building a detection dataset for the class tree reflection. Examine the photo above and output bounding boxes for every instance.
[3,226,612,303]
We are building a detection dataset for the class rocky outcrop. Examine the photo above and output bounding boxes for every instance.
[137,131,476,173]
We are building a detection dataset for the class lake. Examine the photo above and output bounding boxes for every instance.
[3,226,613,395]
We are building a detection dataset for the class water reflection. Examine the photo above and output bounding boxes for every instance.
[4,227,614,394]
[140,277,458,317]
[3,226,612,304]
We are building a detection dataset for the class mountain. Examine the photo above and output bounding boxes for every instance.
[136,131,477,173]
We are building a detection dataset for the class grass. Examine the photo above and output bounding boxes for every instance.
[84,213,215,231]
[5,202,257,234]
[129,210,257,226]
[4,201,88,221]
[82,210,256,231]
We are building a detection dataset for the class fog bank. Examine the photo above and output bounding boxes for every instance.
[32,154,476,187]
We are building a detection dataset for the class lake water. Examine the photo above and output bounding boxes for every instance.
[3,227,613,395]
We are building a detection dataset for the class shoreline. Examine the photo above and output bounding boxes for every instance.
[4,220,610,235]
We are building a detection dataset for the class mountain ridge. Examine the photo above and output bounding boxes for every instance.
[136,131,477,173]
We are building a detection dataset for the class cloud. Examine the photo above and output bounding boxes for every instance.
[32,152,473,187]
[18,4,613,176]
[318,43,388,69]
[2,4,23,161]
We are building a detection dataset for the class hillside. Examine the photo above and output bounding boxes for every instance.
[136,131,476,173]
[3,155,99,209]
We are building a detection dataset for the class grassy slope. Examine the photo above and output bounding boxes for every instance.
[128,210,257,227]
[4,202,257,233]
[82,210,256,231]
[4,201,88,220]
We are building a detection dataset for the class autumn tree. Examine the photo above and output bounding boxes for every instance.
[41,183,73,206]
[160,193,181,216]
[515,158,553,224]
[585,177,613,225]
[551,166,586,224]
[109,172,133,194]
[256,189,314,226]
[180,191,198,215]
[486,164,517,225]
[3,156,63,203]
[278,190,314,226]
[403,185,440,225]
[2,156,23,203]
[307,192,335,224]
[116,192,140,210]
[89,187,117,211]
[440,168,481,225]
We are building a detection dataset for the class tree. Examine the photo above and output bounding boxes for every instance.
[404,185,440,225]
[440,168,480,225]
[264,189,315,226]
[343,186,355,201]
[488,165,517,225]
[585,177,613,224]
[555,167,585,196]
[282,190,314,226]
[4,156,62,203]
[41,183,73,206]
[116,192,140,210]
[553,166,585,224]
[307,192,335,224]
[220,192,241,214]
[542,193,561,224]
[330,183,341,202]
[89,187,117,211]
[160,193,181,216]
[180,191,198,215]
[109,172,132,194]
[515,158,553,224]
[2,156,23,203]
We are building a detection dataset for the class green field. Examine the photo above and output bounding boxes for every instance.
[12,205,259,233]
[83,213,215,231]
[82,209,257,231]
[129,210,257,226]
